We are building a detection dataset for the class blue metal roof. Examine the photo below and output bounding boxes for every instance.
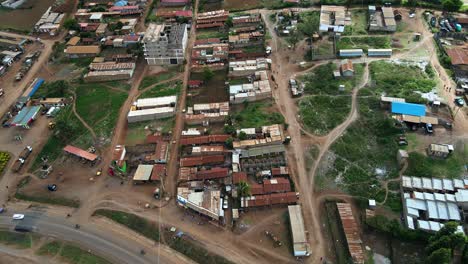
[11,106,41,127]
[114,0,127,6]
[391,102,426,117]
[28,78,44,97]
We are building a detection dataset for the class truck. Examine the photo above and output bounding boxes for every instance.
[12,158,25,172]
[19,146,33,160]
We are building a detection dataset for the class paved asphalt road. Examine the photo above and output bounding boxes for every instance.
[0,211,166,264]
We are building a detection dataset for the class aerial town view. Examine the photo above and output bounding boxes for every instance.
[1,0,468,263]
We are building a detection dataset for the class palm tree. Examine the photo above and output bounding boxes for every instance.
[237,181,251,197]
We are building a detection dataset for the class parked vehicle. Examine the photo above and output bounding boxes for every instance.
[425,123,434,134]
[454,97,465,107]
[0,88,4,97]
[47,184,57,192]
[15,72,23,81]
[12,158,25,172]
[12,214,25,220]
[19,146,33,160]
[153,188,161,199]
[223,198,228,209]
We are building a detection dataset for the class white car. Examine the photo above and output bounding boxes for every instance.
[12,214,25,220]
[223,199,228,209]
[409,13,415,18]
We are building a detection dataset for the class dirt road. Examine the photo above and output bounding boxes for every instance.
[0,31,55,116]
[165,0,200,196]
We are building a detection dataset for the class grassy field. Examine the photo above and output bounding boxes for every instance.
[31,106,91,170]
[301,62,364,95]
[0,230,35,249]
[337,36,391,52]
[231,101,285,128]
[299,95,351,136]
[125,118,174,145]
[319,94,401,206]
[75,83,128,139]
[15,191,81,207]
[342,9,368,36]
[139,71,178,90]
[94,209,234,264]
[139,80,182,98]
[195,29,228,40]
[405,145,466,179]
[370,61,436,102]
[37,241,110,264]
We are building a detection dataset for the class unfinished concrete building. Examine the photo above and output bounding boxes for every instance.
[142,23,188,65]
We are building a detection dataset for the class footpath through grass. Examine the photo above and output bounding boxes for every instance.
[75,83,127,139]
[37,240,110,264]
[94,209,234,264]
[298,62,363,135]
[299,95,351,136]
[139,80,182,98]
[318,61,438,212]
[301,63,364,95]
[31,106,91,171]
[139,71,178,90]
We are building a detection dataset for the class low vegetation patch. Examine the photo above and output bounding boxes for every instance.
[75,83,127,139]
[139,71,178,90]
[195,29,228,40]
[15,192,80,208]
[126,118,174,145]
[230,101,285,128]
[405,148,466,179]
[342,9,368,36]
[321,94,401,203]
[139,80,182,98]
[31,106,91,170]
[0,230,35,249]
[38,240,110,264]
[337,36,391,51]
[94,209,160,241]
[0,152,11,175]
[32,80,72,99]
[299,95,351,135]
[301,63,364,95]
[370,61,436,102]
[94,209,234,264]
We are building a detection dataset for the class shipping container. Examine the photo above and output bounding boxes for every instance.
[339,49,363,57]
[367,49,393,57]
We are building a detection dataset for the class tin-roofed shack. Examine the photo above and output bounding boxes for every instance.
[336,203,365,264]
[63,145,98,163]
[177,187,222,220]
[133,164,154,183]
[288,205,311,257]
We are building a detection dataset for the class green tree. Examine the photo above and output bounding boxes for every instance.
[427,248,451,264]
[237,181,251,197]
[442,0,463,12]
[223,124,236,135]
[225,17,233,27]
[297,13,319,38]
[202,67,214,81]
[238,131,247,140]
[63,18,78,30]
[225,137,233,149]
[286,30,301,50]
